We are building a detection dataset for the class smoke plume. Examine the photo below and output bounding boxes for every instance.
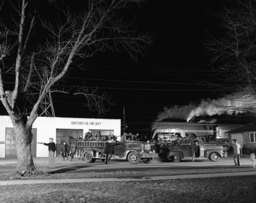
[156,90,256,122]
[187,91,256,122]
[156,104,197,122]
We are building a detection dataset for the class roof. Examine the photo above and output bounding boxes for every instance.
[226,122,256,134]
[152,122,217,130]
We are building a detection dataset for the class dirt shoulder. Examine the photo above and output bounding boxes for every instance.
[1,165,256,202]
[0,165,256,181]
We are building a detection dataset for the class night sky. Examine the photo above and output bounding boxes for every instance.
[53,0,225,131]
[1,0,245,133]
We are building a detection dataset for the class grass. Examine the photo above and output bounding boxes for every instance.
[0,176,256,202]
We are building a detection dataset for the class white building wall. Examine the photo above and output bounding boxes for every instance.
[0,116,13,158]
[0,116,121,158]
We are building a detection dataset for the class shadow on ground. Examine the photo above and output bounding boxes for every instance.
[49,164,92,174]
[48,164,252,174]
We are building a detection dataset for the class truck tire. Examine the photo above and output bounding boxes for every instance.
[84,151,96,163]
[128,152,140,164]
[158,153,168,162]
[160,151,171,162]
[209,152,220,162]
[170,154,181,162]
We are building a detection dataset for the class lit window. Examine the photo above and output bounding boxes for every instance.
[249,132,256,143]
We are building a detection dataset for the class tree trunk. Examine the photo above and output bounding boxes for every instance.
[13,119,36,174]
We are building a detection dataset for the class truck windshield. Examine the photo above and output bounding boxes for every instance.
[155,132,181,142]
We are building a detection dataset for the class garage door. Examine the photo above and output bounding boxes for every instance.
[5,128,37,158]
[56,129,83,156]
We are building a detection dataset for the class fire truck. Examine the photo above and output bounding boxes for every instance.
[75,134,158,164]
[152,122,230,162]
[154,133,227,162]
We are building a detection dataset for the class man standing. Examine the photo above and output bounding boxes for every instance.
[38,138,56,168]
[104,136,114,164]
[104,135,120,164]
[191,139,199,162]
[232,139,242,166]
[69,140,77,161]
[61,141,69,161]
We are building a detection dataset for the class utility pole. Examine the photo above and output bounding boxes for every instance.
[39,91,55,117]
[122,107,127,134]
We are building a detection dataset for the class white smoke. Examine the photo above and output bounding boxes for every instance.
[156,104,197,122]
[186,91,256,122]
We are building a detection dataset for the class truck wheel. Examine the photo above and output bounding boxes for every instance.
[128,152,140,164]
[170,154,181,162]
[142,158,153,164]
[84,151,96,163]
[158,153,167,162]
[209,152,220,162]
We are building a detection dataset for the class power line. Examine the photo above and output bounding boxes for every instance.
[52,95,192,103]
[77,64,219,73]
[0,60,219,73]
[55,86,223,91]
[64,77,223,86]
[2,76,226,86]
[53,101,174,107]
[79,69,215,76]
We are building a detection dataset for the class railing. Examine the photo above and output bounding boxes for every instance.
[76,141,106,148]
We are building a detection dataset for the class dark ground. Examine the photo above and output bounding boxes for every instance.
[1,176,256,203]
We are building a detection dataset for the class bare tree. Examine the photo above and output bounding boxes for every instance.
[0,0,152,174]
[206,0,256,115]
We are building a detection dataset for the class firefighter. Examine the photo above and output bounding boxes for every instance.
[104,136,114,164]
[69,140,77,161]
[104,135,120,164]
[61,141,69,161]
[192,139,200,162]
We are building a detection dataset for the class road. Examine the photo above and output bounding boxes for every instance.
[0,156,253,173]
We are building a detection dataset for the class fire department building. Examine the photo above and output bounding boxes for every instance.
[0,116,121,158]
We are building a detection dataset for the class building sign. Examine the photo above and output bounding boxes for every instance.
[0,141,4,144]
[71,121,102,126]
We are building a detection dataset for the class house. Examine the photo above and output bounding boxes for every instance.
[226,121,256,149]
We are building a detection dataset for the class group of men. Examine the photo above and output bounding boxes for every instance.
[38,138,77,168]
[37,135,119,167]
[38,136,243,168]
